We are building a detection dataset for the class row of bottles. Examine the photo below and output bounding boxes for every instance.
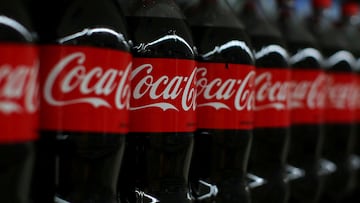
[1,0,360,203]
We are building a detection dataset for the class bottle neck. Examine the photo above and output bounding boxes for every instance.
[141,0,157,6]
[243,0,260,15]
[276,0,294,33]
[340,2,359,26]
[140,0,175,6]
[198,0,232,9]
[175,0,199,9]
[185,0,235,17]
[125,0,176,10]
[184,0,244,28]
[310,0,332,21]
[340,15,352,26]
[308,4,332,36]
[240,0,283,38]
[122,0,184,19]
[277,0,294,19]
[242,0,272,22]
[312,7,327,23]
[226,0,248,14]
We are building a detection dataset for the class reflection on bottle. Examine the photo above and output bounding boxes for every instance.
[350,154,360,170]
[54,196,70,203]
[319,158,337,176]
[247,173,268,188]
[194,180,219,201]
[285,165,306,181]
[135,190,160,203]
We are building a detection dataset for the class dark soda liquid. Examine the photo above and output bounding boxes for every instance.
[245,27,290,203]
[119,16,195,203]
[280,17,325,202]
[33,0,130,202]
[190,25,253,203]
[0,0,37,202]
[319,41,357,202]
[0,143,34,203]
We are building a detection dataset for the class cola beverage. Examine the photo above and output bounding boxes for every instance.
[180,0,255,202]
[339,1,360,202]
[229,0,291,202]
[33,0,131,202]
[277,0,326,202]
[117,1,196,203]
[0,0,39,202]
[30,1,66,201]
[308,0,358,201]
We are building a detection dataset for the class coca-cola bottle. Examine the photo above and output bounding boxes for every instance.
[339,1,360,202]
[30,1,68,202]
[229,0,291,202]
[0,0,39,202]
[180,0,255,202]
[308,0,358,201]
[277,0,326,202]
[33,0,132,202]
[117,1,196,203]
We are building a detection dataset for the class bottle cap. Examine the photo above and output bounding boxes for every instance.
[342,2,359,17]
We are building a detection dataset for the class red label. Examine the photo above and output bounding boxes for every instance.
[325,72,356,123]
[0,44,39,143]
[290,70,326,124]
[130,58,196,132]
[254,68,291,128]
[40,45,132,133]
[196,63,255,130]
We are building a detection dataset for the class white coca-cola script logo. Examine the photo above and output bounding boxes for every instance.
[0,63,39,114]
[255,72,291,110]
[130,63,197,111]
[196,67,255,111]
[44,52,131,109]
[290,74,326,110]
[327,77,356,109]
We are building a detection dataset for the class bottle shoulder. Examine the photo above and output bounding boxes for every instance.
[0,19,35,43]
[307,19,354,71]
[287,45,323,69]
[249,34,289,68]
[191,25,254,65]
[241,13,283,40]
[344,25,360,57]
[40,0,131,51]
[119,0,185,19]
[127,16,195,59]
[280,19,323,69]
[280,17,318,47]
[0,1,35,43]
[184,2,244,30]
